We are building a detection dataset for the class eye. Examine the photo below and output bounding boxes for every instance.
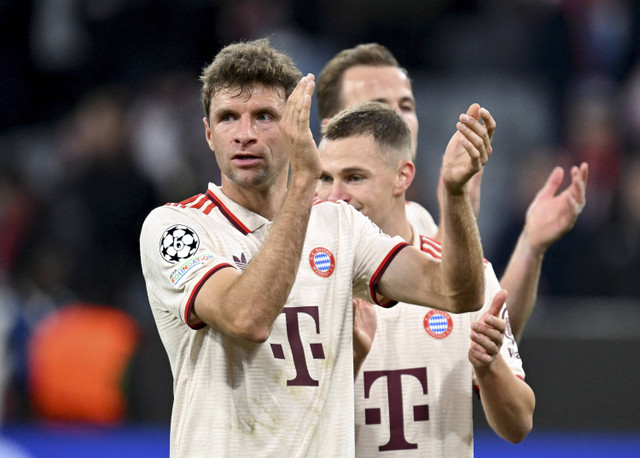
[318,174,333,184]
[219,112,236,122]
[257,112,274,122]
[400,102,415,114]
[347,175,364,183]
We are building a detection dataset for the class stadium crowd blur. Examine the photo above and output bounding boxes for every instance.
[0,0,639,425]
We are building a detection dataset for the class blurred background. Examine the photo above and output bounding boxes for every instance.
[1,0,639,456]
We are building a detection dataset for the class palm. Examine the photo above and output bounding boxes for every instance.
[353,298,377,358]
[525,164,588,253]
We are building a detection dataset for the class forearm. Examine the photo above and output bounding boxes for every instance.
[440,189,484,312]
[476,356,535,443]
[500,231,544,342]
[199,175,317,341]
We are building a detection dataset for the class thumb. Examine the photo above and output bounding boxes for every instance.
[487,289,508,318]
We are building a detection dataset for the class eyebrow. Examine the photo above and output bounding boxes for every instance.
[213,107,235,119]
[212,105,280,121]
[372,96,415,105]
[336,166,370,175]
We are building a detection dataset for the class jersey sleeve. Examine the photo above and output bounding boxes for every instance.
[345,205,410,306]
[139,206,237,329]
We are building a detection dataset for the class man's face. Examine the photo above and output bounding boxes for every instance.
[340,65,418,158]
[204,83,288,191]
[317,134,398,230]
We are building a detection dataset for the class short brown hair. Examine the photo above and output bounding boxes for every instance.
[199,38,303,119]
[317,43,406,120]
[322,101,412,164]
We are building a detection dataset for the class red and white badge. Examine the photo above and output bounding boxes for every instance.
[309,247,335,278]
[423,310,453,339]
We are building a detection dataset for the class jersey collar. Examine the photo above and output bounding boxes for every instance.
[206,183,269,235]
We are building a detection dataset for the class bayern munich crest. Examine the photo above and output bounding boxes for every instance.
[423,310,453,339]
[309,247,335,278]
[160,225,199,263]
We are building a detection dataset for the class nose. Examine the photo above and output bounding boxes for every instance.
[235,115,257,146]
[328,181,351,203]
[389,103,403,117]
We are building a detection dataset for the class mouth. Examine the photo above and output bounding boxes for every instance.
[232,153,263,166]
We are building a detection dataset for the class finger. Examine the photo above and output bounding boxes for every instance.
[456,122,484,165]
[479,107,496,142]
[469,344,492,365]
[569,165,587,203]
[283,75,308,121]
[536,166,564,200]
[466,103,481,120]
[298,76,315,126]
[457,115,490,164]
[472,323,501,344]
[470,328,501,355]
[473,316,506,340]
[457,138,484,175]
[580,162,589,184]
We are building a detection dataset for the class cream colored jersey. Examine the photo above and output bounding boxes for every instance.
[140,184,409,457]
[354,225,524,457]
[404,201,438,238]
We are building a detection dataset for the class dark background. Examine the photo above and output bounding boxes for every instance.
[1,0,639,453]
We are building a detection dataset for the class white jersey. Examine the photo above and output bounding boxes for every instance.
[354,224,524,457]
[404,201,438,238]
[140,183,409,457]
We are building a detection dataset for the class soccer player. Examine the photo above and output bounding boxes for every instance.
[139,39,491,456]
[317,102,535,455]
[317,43,589,342]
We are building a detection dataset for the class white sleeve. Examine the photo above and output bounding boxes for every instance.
[140,206,238,328]
[343,204,410,306]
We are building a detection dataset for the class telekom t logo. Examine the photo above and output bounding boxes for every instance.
[270,306,325,386]
[363,368,429,451]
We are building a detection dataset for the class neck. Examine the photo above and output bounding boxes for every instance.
[380,198,414,245]
[221,174,288,220]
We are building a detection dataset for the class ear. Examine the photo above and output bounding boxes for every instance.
[394,160,415,196]
[319,117,330,136]
[203,117,215,152]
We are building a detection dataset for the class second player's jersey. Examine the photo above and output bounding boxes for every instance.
[140,184,409,457]
[404,201,438,238]
[354,225,524,457]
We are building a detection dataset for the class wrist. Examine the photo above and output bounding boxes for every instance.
[519,230,547,260]
[288,171,320,196]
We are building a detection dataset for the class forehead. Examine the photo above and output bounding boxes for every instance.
[319,135,391,171]
[210,83,286,112]
[341,66,413,104]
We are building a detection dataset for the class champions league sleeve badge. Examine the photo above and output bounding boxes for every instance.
[424,310,453,339]
[309,247,335,278]
[160,225,200,263]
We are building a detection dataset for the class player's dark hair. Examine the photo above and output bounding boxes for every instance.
[200,38,303,119]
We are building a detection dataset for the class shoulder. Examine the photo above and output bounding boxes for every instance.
[312,198,365,223]
[142,192,217,229]
[405,200,438,237]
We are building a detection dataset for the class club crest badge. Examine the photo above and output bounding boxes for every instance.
[160,225,199,263]
[423,310,453,339]
[309,247,335,278]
